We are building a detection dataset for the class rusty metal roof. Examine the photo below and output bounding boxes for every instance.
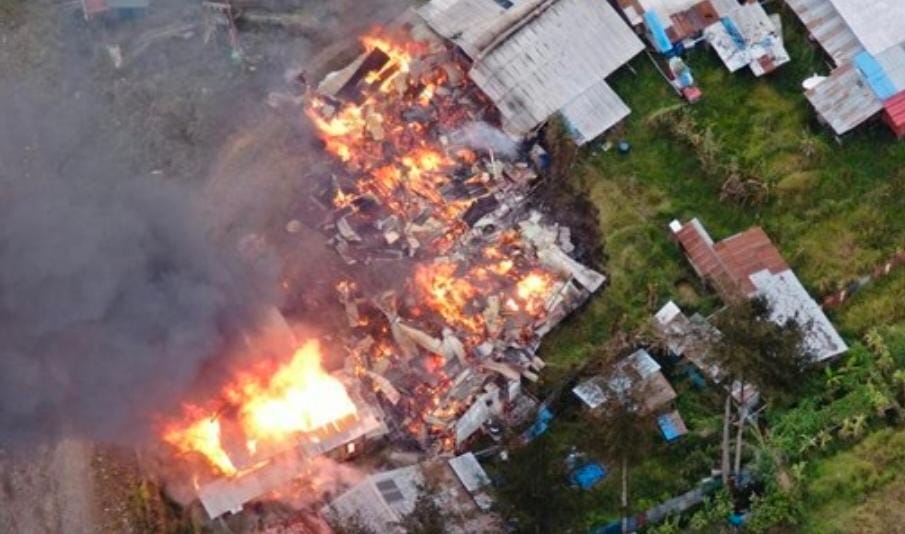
[805,64,883,135]
[785,0,863,65]
[672,219,788,299]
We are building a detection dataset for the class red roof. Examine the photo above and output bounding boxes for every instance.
[673,220,789,299]
[883,90,905,138]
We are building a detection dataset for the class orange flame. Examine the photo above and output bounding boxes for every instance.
[165,415,237,476]
[164,340,356,476]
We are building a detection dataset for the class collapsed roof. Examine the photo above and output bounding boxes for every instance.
[573,349,677,414]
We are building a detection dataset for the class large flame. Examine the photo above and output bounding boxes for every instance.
[236,341,357,439]
[164,340,356,476]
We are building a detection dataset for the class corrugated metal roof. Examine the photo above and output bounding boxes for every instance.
[875,44,905,95]
[883,90,905,129]
[750,269,848,362]
[672,220,848,363]
[830,0,905,56]
[805,64,882,135]
[713,227,790,296]
[854,51,898,100]
[559,79,631,145]
[448,453,491,493]
[673,218,739,298]
[674,220,790,299]
[199,452,308,519]
[467,0,644,136]
[417,0,550,59]
[327,466,423,534]
[785,0,863,65]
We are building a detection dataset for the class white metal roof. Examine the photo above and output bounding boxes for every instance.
[875,44,905,95]
[559,79,631,145]
[327,465,423,534]
[447,453,492,493]
[749,269,848,362]
[830,0,905,56]
[466,0,644,136]
[418,0,550,59]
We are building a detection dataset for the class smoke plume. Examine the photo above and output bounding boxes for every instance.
[449,120,520,158]
[0,79,279,448]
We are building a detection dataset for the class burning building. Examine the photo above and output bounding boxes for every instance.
[163,13,606,520]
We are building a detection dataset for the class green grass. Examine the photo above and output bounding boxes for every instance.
[800,428,905,533]
[540,11,905,379]
[531,11,905,529]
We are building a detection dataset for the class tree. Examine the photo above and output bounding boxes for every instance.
[494,435,584,534]
[710,296,809,486]
[585,371,657,533]
[394,483,450,534]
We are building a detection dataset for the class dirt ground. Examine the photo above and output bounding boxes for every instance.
[0,0,408,531]
[0,440,96,533]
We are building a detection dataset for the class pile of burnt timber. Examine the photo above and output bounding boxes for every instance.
[305,23,606,452]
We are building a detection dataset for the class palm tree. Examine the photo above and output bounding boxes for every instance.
[586,371,657,533]
[710,297,809,486]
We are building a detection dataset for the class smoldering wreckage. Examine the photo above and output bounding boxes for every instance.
[159,7,608,531]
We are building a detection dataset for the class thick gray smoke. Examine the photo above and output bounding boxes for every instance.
[0,81,278,448]
[0,0,413,450]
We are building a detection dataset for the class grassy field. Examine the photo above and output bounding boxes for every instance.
[524,9,905,530]
[540,9,905,380]
[800,427,905,533]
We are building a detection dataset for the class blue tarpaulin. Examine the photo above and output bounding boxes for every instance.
[855,51,898,101]
[643,11,673,54]
[720,17,746,50]
[570,462,607,490]
[658,414,682,442]
[521,406,554,443]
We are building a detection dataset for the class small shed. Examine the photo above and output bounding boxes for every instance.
[657,410,688,442]
[883,90,905,138]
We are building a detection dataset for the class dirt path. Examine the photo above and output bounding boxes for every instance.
[0,440,98,534]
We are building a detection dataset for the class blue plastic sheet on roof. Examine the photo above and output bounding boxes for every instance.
[569,462,607,490]
[854,51,898,101]
[657,413,683,442]
[643,11,673,54]
[720,17,746,50]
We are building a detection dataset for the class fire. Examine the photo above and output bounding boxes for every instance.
[165,415,237,476]
[238,341,357,440]
[414,261,484,336]
[517,271,555,315]
[164,340,357,476]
